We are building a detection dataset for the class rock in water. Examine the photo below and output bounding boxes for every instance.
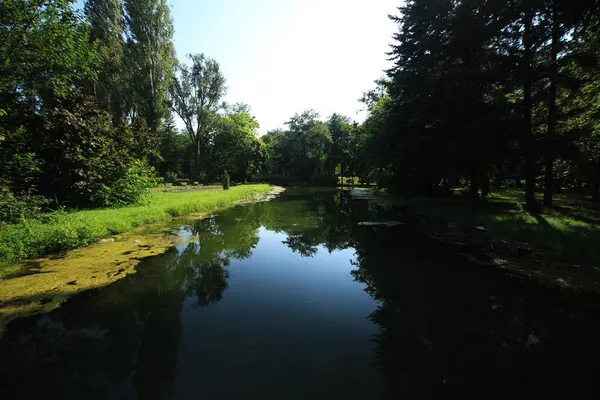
[98,238,115,244]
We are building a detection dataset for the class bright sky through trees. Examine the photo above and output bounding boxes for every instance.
[76,0,399,132]
[171,0,398,132]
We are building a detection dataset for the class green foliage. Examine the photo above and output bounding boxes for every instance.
[0,188,50,224]
[222,170,231,190]
[168,53,227,176]
[355,0,600,205]
[124,0,176,133]
[94,160,161,207]
[156,115,191,179]
[264,110,338,183]
[212,104,264,182]
[40,98,159,206]
[0,0,102,103]
[0,185,271,264]
[85,0,126,123]
[0,0,167,212]
[165,172,179,184]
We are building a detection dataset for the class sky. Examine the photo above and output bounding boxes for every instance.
[77,0,400,133]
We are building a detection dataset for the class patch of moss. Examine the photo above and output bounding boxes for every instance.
[0,225,178,335]
[0,186,286,335]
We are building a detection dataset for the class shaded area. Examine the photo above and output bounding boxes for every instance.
[350,220,600,399]
[377,189,600,292]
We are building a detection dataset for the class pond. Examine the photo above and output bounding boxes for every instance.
[1,188,600,399]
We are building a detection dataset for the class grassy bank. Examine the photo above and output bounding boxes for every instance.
[381,189,600,291]
[0,184,271,265]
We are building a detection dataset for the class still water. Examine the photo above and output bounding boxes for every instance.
[2,189,600,399]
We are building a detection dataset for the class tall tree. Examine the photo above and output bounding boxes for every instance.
[544,0,560,206]
[124,0,176,133]
[85,0,126,124]
[168,53,227,179]
[327,113,353,184]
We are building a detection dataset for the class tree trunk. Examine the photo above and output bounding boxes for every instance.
[593,177,600,202]
[481,171,490,201]
[544,0,559,207]
[523,9,537,210]
[193,139,201,180]
[470,165,480,203]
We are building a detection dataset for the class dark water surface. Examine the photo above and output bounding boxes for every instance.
[2,189,600,399]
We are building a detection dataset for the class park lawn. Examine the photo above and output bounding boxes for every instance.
[151,184,221,193]
[387,189,600,292]
[0,184,272,267]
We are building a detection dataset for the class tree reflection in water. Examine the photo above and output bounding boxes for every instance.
[351,219,600,398]
[2,189,600,399]
[0,207,261,399]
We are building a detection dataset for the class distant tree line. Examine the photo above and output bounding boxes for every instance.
[3,0,600,223]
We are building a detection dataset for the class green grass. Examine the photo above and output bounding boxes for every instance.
[0,184,271,265]
[385,188,600,290]
[152,184,220,193]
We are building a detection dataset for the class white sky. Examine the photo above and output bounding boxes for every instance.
[171,0,400,133]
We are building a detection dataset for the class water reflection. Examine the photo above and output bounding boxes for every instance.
[0,189,379,399]
[1,188,600,399]
[351,219,600,398]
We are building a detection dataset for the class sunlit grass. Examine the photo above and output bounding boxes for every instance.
[0,185,271,266]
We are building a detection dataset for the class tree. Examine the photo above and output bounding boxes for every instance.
[262,129,289,175]
[84,0,126,124]
[168,53,227,179]
[285,110,333,182]
[157,115,192,180]
[212,104,264,182]
[363,0,600,205]
[0,0,106,210]
[326,113,353,184]
[124,0,176,133]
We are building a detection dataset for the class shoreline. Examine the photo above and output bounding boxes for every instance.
[0,185,274,267]
[0,185,284,334]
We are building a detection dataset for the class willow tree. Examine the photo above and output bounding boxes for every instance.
[124,0,176,133]
[168,53,227,178]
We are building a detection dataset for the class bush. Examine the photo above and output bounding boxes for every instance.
[165,171,179,184]
[93,160,161,207]
[0,185,50,224]
[222,170,230,190]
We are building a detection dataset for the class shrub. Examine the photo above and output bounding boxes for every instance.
[0,185,49,224]
[222,170,230,190]
[165,171,179,184]
[93,160,161,207]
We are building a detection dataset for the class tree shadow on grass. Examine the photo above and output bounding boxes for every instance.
[552,204,600,225]
[487,209,600,284]
[408,194,600,291]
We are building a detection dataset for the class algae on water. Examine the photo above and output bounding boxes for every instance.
[0,225,180,335]
[0,186,285,335]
